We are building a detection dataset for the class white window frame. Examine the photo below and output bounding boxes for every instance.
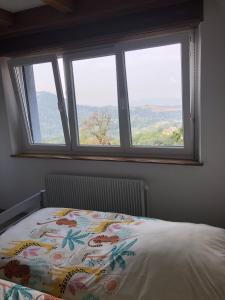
[8,55,71,152]
[9,30,197,159]
[64,47,124,155]
[115,31,194,159]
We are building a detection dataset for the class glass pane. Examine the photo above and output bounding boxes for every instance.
[72,55,120,146]
[58,58,68,113]
[19,62,65,145]
[125,44,184,147]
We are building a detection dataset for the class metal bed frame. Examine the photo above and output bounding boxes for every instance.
[0,190,47,234]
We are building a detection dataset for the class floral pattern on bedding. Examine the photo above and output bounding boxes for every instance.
[0,208,146,300]
[0,278,62,299]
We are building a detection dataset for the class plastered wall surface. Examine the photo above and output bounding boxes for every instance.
[0,0,225,228]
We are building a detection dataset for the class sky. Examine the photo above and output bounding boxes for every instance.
[33,43,182,107]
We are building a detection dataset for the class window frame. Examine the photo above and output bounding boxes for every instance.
[64,47,123,155]
[114,31,194,159]
[9,30,197,160]
[8,54,71,152]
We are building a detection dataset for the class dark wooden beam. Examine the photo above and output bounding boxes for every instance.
[41,0,75,13]
[0,8,14,27]
[0,0,202,56]
[0,0,203,55]
[0,0,196,38]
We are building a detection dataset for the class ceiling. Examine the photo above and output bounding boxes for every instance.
[0,0,44,12]
[0,0,203,57]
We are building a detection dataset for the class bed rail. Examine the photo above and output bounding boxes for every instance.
[0,190,46,234]
[0,174,148,234]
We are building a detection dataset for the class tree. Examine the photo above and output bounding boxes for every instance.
[80,112,112,145]
[132,126,184,147]
[171,127,183,144]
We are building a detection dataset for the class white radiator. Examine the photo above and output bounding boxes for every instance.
[45,174,147,216]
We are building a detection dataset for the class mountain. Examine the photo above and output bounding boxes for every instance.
[36,91,182,142]
[144,104,181,113]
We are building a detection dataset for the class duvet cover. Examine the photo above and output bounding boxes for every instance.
[0,278,62,299]
[0,207,225,300]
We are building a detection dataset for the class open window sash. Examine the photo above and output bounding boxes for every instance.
[8,55,70,152]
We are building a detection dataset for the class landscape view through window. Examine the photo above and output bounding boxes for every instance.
[31,43,184,147]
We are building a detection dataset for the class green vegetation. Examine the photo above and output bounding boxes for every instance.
[79,111,183,147]
[80,111,119,145]
[132,126,183,147]
[36,92,184,147]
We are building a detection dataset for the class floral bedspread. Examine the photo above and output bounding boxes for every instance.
[1,207,225,300]
[0,278,62,299]
[0,208,145,300]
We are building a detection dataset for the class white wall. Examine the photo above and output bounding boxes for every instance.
[1,0,225,228]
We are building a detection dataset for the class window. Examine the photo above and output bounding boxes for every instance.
[72,55,120,146]
[9,31,196,159]
[125,44,183,148]
[10,56,70,150]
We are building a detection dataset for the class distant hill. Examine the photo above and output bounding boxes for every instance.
[144,104,181,113]
[36,91,182,141]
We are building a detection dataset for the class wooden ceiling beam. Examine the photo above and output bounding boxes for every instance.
[0,0,203,56]
[0,0,202,38]
[0,8,14,27]
[41,0,75,13]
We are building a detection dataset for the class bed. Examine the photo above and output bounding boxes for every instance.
[0,278,63,299]
[0,176,225,300]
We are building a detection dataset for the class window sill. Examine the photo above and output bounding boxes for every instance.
[11,153,203,166]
